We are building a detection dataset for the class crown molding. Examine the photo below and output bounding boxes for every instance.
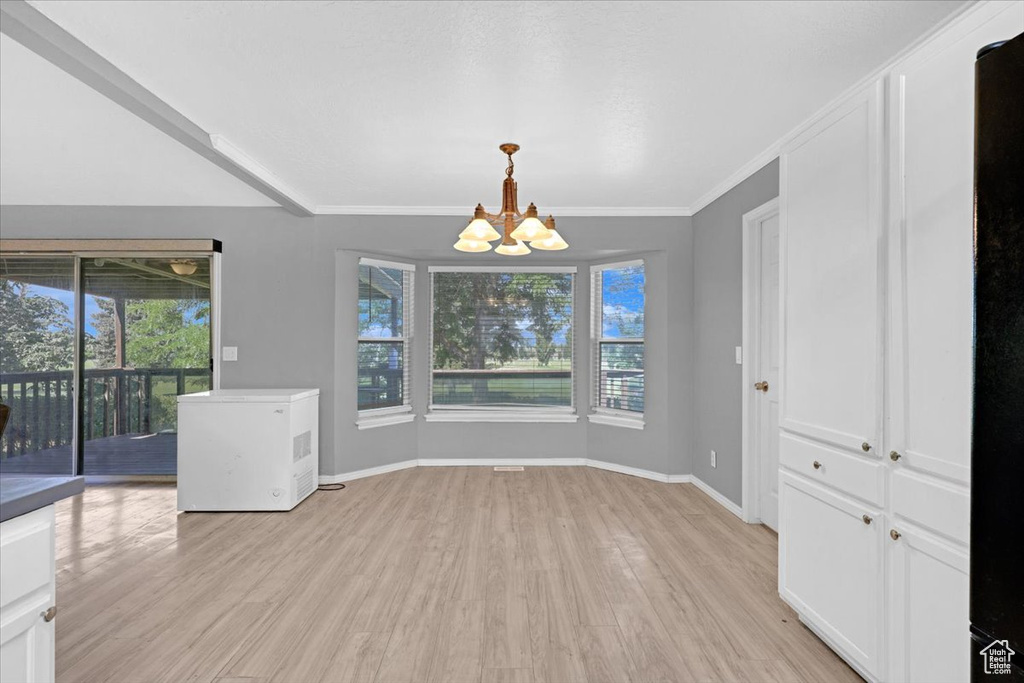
[315,205,692,217]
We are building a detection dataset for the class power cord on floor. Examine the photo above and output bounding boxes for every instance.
[317,483,346,491]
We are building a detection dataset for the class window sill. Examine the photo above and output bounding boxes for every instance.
[588,412,645,430]
[356,409,416,430]
[424,411,579,424]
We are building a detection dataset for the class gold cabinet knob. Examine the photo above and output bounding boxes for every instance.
[890,529,901,541]
[862,442,872,452]
[812,460,822,470]
[754,381,769,392]
[889,451,902,462]
[41,606,56,623]
[862,514,872,525]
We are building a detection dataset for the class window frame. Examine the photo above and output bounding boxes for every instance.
[589,259,646,429]
[425,265,579,423]
[356,257,415,429]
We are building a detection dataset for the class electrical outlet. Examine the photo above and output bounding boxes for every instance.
[711,450,717,468]
[222,346,238,362]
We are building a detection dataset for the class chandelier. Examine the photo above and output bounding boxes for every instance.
[454,143,569,255]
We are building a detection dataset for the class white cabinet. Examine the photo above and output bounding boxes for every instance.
[888,523,970,683]
[779,78,884,455]
[778,3,1023,682]
[779,471,884,680]
[0,506,56,683]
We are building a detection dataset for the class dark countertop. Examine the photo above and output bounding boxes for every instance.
[0,475,85,523]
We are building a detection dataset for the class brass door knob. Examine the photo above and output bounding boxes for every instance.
[812,460,822,470]
[862,442,872,452]
[890,529,901,541]
[41,606,56,623]
[862,515,872,525]
[889,451,902,462]
[754,381,769,392]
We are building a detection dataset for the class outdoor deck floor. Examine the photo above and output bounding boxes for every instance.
[0,433,176,475]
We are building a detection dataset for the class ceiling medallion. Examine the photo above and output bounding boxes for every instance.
[454,143,569,255]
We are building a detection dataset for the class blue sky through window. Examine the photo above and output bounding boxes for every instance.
[601,265,644,338]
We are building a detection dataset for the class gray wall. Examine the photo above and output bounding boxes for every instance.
[691,159,779,505]
[0,207,693,478]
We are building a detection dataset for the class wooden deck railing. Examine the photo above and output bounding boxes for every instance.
[0,368,210,459]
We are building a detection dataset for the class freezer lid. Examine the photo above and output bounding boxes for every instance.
[177,388,320,403]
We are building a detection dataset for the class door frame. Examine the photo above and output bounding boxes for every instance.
[741,197,780,525]
[0,241,221,476]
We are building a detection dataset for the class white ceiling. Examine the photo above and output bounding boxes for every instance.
[4,1,965,212]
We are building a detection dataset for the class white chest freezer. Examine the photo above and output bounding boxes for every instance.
[177,389,319,512]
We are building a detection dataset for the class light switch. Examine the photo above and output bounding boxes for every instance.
[735,346,743,365]
[711,450,717,468]
[222,346,238,362]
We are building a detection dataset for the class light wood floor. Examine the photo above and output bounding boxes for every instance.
[53,467,860,683]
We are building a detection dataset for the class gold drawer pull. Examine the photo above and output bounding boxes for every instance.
[862,442,872,452]
[890,529,901,541]
[890,451,902,462]
[41,606,56,623]
[812,461,822,470]
[862,515,872,525]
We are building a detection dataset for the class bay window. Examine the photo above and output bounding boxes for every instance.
[426,266,577,422]
[357,258,414,428]
[590,260,645,428]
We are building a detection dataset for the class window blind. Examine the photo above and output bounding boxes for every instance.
[358,258,414,412]
[429,270,575,409]
[591,261,645,414]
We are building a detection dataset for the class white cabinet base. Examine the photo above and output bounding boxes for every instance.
[0,506,57,683]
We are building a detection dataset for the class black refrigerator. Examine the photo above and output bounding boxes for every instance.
[971,31,1024,683]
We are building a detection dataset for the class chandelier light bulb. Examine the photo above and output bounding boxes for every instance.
[494,240,531,256]
[454,238,492,253]
[459,218,502,242]
[509,203,552,242]
[531,229,569,251]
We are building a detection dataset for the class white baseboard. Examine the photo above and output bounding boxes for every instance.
[586,459,671,483]
[418,458,585,468]
[690,475,744,519]
[318,459,417,484]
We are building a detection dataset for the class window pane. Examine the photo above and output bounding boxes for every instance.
[432,272,573,407]
[601,265,644,338]
[599,342,644,413]
[359,265,405,338]
[358,341,404,409]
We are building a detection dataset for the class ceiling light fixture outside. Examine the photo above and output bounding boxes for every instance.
[169,259,198,275]
[455,143,567,255]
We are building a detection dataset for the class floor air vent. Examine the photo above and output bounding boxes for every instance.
[494,466,525,472]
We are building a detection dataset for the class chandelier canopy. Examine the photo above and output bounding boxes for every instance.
[454,143,569,255]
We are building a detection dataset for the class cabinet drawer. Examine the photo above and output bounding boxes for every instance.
[779,470,884,680]
[0,507,55,611]
[891,470,970,546]
[780,432,884,506]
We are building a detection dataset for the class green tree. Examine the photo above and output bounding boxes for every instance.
[432,272,572,370]
[0,281,74,373]
[89,297,210,369]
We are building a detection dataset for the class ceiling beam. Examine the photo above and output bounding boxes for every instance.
[0,0,314,217]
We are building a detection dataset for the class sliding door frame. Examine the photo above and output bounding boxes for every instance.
[0,240,221,476]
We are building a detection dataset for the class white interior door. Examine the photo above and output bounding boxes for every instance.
[757,213,781,530]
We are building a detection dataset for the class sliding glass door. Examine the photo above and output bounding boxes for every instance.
[80,257,212,475]
[0,250,215,476]
[0,256,77,474]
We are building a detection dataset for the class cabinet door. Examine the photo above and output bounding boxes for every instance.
[779,471,884,679]
[0,506,56,683]
[0,594,55,683]
[887,0,1024,485]
[779,79,885,454]
[888,524,969,683]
